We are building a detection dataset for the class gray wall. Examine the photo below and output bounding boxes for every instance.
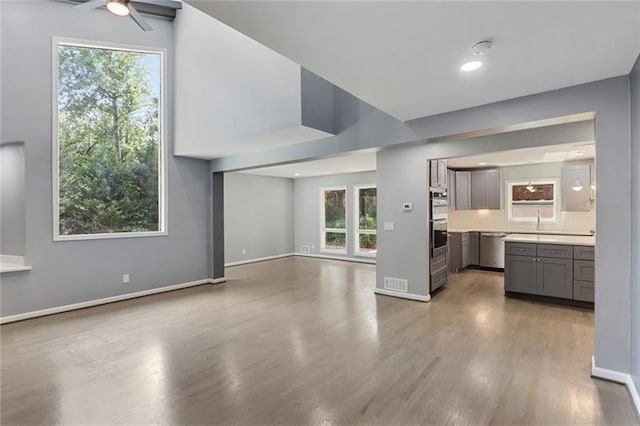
[0,1,211,316]
[294,171,376,260]
[630,54,640,394]
[224,173,294,264]
[0,142,26,256]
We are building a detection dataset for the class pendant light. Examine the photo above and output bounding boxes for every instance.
[572,178,584,192]
[526,181,535,192]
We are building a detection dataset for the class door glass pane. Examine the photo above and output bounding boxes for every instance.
[324,189,346,229]
[358,187,377,230]
[325,232,346,249]
[358,233,377,252]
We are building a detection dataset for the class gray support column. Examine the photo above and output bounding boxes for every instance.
[212,172,225,279]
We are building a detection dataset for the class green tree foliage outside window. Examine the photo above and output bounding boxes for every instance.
[57,44,162,236]
[358,188,377,230]
[324,189,346,229]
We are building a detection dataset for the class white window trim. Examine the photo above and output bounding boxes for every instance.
[320,186,347,254]
[353,184,377,258]
[52,37,168,241]
[506,179,559,223]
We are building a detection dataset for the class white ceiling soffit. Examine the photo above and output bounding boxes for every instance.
[185,1,640,121]
[240,150,377,179]
[446,142,595,169]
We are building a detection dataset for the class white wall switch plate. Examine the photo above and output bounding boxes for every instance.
[122,274,130,284]
[384,222,395,231]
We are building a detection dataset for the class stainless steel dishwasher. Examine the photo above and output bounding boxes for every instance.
[480,233,509,268]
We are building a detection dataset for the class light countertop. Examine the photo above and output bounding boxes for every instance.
[448,228,594,236]
[503,234,595,246]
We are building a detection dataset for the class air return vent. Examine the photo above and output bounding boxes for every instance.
[384,277,408,293]
[300,245,311,254]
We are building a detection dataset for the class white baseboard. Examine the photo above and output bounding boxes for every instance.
[225,253,294,267]
[294,252,376,264]
[591,356,640,418]
[374,288,431,302]
[0,277,226,324]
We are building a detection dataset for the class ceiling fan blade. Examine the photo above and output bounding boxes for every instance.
[72,0,106,11]
[128,4,154,32]
[131,0,182,9]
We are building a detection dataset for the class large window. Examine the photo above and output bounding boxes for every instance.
[354,185,377,257]
[507,180,558,222]
[320,187,347,253]
[53,39,165,240]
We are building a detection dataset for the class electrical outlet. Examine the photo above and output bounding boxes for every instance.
[241,248,247,255]
[122,274,130,284]
[311,244,315,249]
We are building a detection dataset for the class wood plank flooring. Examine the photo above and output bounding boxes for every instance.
[1,257,638,424]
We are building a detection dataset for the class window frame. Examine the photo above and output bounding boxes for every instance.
[319,186,347,254]
[52,37,168,241]
[506,179,559,223]
[353,184,377,258]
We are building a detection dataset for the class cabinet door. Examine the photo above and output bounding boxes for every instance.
[430,160,439,187]
[537,257,573,299]
[448,232,462,273]
[505,255,537,294]
[485,169,501,209]
[455,171,471,210]
[562,164,591,211]
[461,239,470,268]
[438,160,448,188]
[471,170,486,209]
[468,232,479,265]
[447,169,456,210]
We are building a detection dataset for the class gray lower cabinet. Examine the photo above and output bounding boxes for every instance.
[505,242,594,303]
[448,232,471,273]
[505,255,537,294]
[468,232,479,265]
[536,257,573,299]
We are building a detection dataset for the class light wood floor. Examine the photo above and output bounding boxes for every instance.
[1,257,638,425]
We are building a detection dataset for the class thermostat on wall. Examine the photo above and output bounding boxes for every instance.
[403,203,413,211]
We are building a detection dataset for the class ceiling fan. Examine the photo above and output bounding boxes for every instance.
[72,0,177,32]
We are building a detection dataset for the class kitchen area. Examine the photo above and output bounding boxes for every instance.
[429,142,596,306]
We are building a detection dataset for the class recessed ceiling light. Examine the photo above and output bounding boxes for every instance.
[461,60,483,72]
[574,151,585,157]
[478,162,487,165]
[106,0,130,16]
[293,173,301,177]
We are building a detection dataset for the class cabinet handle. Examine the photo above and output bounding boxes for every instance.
[546,250,561,254]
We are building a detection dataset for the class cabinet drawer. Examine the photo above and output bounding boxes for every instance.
[461,233,469,242]
[537,244,573,259]
[431,252,447,273]
[574,260,595,282]
[431,268,448,293]
[573,245,595,260]
[505,242,536,257]
[573,280,594,302]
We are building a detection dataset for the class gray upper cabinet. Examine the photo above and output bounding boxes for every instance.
[485,169,501,209]
[447,169,456,210]
[471,170,485,209]
[455,171,471,210]
[561,164,591,211]
[470,169,501,210]
[430,159,448,188]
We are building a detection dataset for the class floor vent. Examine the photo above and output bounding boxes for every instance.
[300,245,311,254]
[384,277,408,293]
